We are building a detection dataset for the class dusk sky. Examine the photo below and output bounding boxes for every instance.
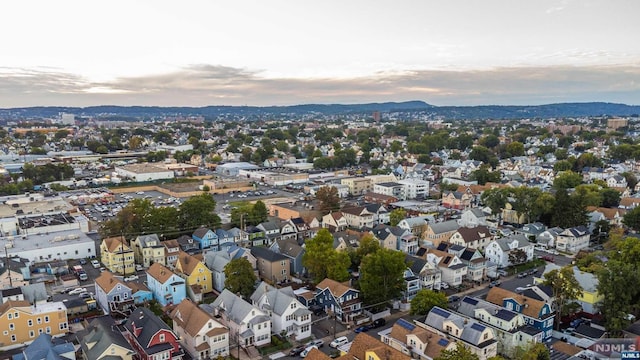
[1,0,639,107]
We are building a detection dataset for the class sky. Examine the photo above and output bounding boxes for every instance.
[1,0,640,108]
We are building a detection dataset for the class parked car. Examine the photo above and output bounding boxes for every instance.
[448,295,461,303]
[517,272,528,278]
[497,269,509,277]
[289,345,306,356]
[354,325,370,333]
[542,255,555,262]
[124,275,139,281]
[371,318,386,328]
[300,345,318,358]
[306,339,324,348]
[79,258,87,265]
[79,292,93,299]
[68,287,87,295]
[135,264,144,272]
[330,336,349,348]
[489,280,501,288]
[528,269,539,276]
[91,259,101,268]
[440,282,450,289]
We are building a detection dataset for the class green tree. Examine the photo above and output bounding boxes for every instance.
[470,165,501,185]
[505,141,525,157]
[302,229,336,283]
[389,208,407,226]
[480,134,500,148]
[315,186,340,213]
[54,129,70,139]
[327,251,351,282]
[600,188,621,208]
[621,171,638,190]
[574,184,603,207]
[543,266,583,330]
[435,342,480,360]
[553,171,582,189]
[551,189,588,228]
[250,200,268,224]
[622,206,640,231]
[179,193,220,230]
[224,258,257,299]
[410,289,448,315]
[351,234,381,267]
[481,188,509,221]
[360,248,406,308]
[512,342,550,360]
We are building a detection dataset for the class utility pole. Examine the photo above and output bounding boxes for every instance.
[5,245,12,288]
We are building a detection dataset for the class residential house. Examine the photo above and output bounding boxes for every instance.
[256,221,282,244]
[457,296,544,357]
[420,306,498,360]
[131,234,166,268]
[245,226,267,247]
[365,203,390,225]
[170,299,229,360]
[270,238,306,276]
[288,217,311,242]
[192,227,219,251]
[536,264,602,314]
[162,239,181,268]
[422,249,467,287]
[379,318,455,360]
[80,316,135,360]
[0,300,69,351]
[341,177,372,196]
[607,174,628,189]
[250,282,312,340]
[405,255,442,292]
[438,243,487,282]
[441,190,473,210]
[322,212,348,232]
[314,278,362,323]
[458,208,489,228]
[146,262,187,306]
[176,235,200,254]
[398,179,430,199]
[279,220,298,242]
[12,333,75,360]
[175,251,213,301]
[341,206,374,230]
[204,251,232,293]
[215,228,236,250]
[555,226,591,254]
[501,203,526,225]
[449,225,493,251]
[536,227,563,249]
[209,289,272,347]
[486,287,555,340]
[341,332,411,360]
[515,222,547,242]
[423,220,460,247]
[371,224,408,251]
[128,282,153,305]
[94,271,134,315]
[373,182,406,200]
[586,206,624,228]
[397,216,431,239]
[251,246,290,283]
[122,307,185,360]
[99,236,135,275]
[485,235,534,269]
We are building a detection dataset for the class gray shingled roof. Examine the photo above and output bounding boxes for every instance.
[429,220,460,234]
[212,289,268,325]
[81,316,134,359]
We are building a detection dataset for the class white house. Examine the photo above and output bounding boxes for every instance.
[250,282,312,340]
[397,179,430,199]
[555,226,590,254]
[210,289,271,348]
[485,234,534,268]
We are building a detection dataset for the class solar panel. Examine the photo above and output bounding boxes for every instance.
[470,323,486,332]
[397,318,416,331]
[462,297,478,306]
[443,256,452,264]
[431,307,451,318]
[437,338,449,347]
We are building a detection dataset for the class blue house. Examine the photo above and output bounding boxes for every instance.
[486,287,555,340]
[315,278,362,323]
[192,227,219,250]
[146,262,186,306]
[215,228,235,249]
[94,271,135,314]
[12,333,75,360]
[129,282,153,305]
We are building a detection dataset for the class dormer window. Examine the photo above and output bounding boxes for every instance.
[159,333,165,342]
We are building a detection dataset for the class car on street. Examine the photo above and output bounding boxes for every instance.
[79,292,93,299]
[136,264,144,272]
[68,287,87,295]
[330,336,349,348]
[489,280,501,288]
[300,345,318,358]
[306,339,324,348]
[289,345,306,356]
[124,275,139,281]
[371,318,386,328]
[542,255,555,262]
[354,325,370,333]
[91,259,101,268]
[448,295,461,303]
[517,272,528,278]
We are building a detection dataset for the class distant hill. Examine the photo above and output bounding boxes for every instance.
[1,101,639,120]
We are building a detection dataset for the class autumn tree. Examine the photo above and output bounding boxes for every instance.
[224,257,257,299]
[543,266,583,330]
[508,248,527,266]
[410,289,448,315]
[315,186,340,213]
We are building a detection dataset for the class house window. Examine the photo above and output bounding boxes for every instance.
[37,317,42,324]
[484,333,489,340]
[11,334,16,342]
[7,313,12,320]
[46,326,51,334]
[14,312,19,318]
[29,330,35,338]
[9,323,14,331]
[159,333,165,342]
[59,323,68,330]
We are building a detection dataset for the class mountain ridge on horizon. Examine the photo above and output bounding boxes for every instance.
[1,100,639,120]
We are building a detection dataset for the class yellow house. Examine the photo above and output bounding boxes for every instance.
[0,300,69,350]
[535,264,603,314]
[175,251,213,295]
[501,202,526,225]
[100,236,135,275]
[130,234,166,268]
